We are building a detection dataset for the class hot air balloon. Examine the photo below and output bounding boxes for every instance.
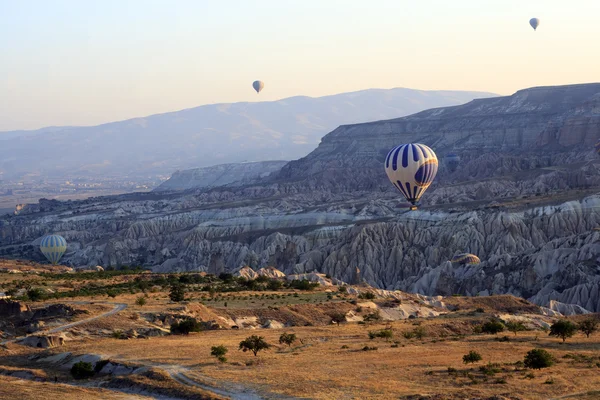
[252,80,264,94]
[444,153,460,173]
[529,18,540,31]
[40,235,67,265]
[451,253,480,265]
[385,143,438,210]
[595,138,600,157]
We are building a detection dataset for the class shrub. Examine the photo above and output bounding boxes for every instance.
[544,377,555,384]
[135,296,147,306]
[94,359,110,373]
[361,346,378,351]
[481,320,505,335]
[475,307,485,313]
[239,335,270,356]
[524,349,554,369]
[363,310,382,323]
[463,350,483,364]
[328,312,347,326]
[402,331,415,340]
[210,345,228,363]
[288,280,318,291]
[170,318,202,335]
[368,329,393,341]
[578,318,598,338]
[71,361,94,380]
[267,279,283,291]
[341,345,349,349]
[358,292,376,300]
[506,321,526,336]
[549,320,577,342]
[279,332,297,347]
[112,330,124,339]
[27,288,45,302]
[169,285,185,302]
[338,286,347,293]
[413,326,427,340]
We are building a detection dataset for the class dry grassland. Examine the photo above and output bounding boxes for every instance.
[61,318,600,399]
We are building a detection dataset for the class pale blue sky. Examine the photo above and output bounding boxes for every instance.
[1,0,599,130]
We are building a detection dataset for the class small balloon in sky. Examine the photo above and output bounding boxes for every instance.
[529,18,540,31]
[252,80,264,94]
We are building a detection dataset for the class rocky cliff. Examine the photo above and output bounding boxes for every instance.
[154,161,288,192]
[0,83,599,312]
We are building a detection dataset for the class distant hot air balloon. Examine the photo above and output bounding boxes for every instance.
[252,80,264,94]
[385,143,438,210]
[40,235,67,265]
[444,153,460,173]
[595,138,600,157]
[451,253,480,265]
[529,18,540,31]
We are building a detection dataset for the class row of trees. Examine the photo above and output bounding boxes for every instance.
[475,317,598,342]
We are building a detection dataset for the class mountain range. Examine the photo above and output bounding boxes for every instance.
[0,88,495,180]
[1,83,599,313]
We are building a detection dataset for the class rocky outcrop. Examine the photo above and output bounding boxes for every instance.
[0,300,30,318]
[18,335,65,349]
[154,161,288,192]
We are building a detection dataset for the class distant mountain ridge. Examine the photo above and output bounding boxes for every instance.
[0,88,496,180]
[154,160,288,192]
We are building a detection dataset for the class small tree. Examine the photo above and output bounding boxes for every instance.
[578,318,598,338]
[463,350,483,364]
[210,345,228,363]
[329,312,347,326]
[169,285,185,302]
[239,335,270,356]
[481,320,505,335]
[413,326,427,340]
[524,349,554,369]
[135,296,147,306]
[549,320,577,342]
[27,288,45,302]
[71,361,95,379]
[279,332,297,347]
[170,318,202,335]
[506,321,526,336]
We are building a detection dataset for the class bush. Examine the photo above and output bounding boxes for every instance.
[549,320,577,342]
[94,359,110,373]
[524,349,554,369]
[402,331,415,340]
[363,310,382,323]
[358,292,376,300]
[239,335,270,356]
[71,361,94,379]
[413,326,427,340]
[578,318,598,338]
[338,286,347,293]
[288,280,318,291]
[170,318,202,335]
[135,296,147,306]
[112,330,124,339]
[368,329,393,341]
[362,346,378,351]
[328,312,347,326]
[463,350,483,364]
[481,320,505,335]
[506,321,526,336]
[169,285,185,302]
[210,345,228,363]
[279,332,297,347]
[27,288,45,302]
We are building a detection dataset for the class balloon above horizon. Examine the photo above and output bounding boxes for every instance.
[40,234,67,265]
[252,80,264,94]
[529,18,540,31]
[384,143,438,209]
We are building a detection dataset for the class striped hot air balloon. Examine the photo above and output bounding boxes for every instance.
[40,235,67,265]
[451,253,480,265]
[385,143,438,210]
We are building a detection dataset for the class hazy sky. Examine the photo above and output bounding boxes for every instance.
[1,0,599,131]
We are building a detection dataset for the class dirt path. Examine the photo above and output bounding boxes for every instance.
[0,302,127,345]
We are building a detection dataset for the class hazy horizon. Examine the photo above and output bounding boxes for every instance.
[2,0,599,130]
